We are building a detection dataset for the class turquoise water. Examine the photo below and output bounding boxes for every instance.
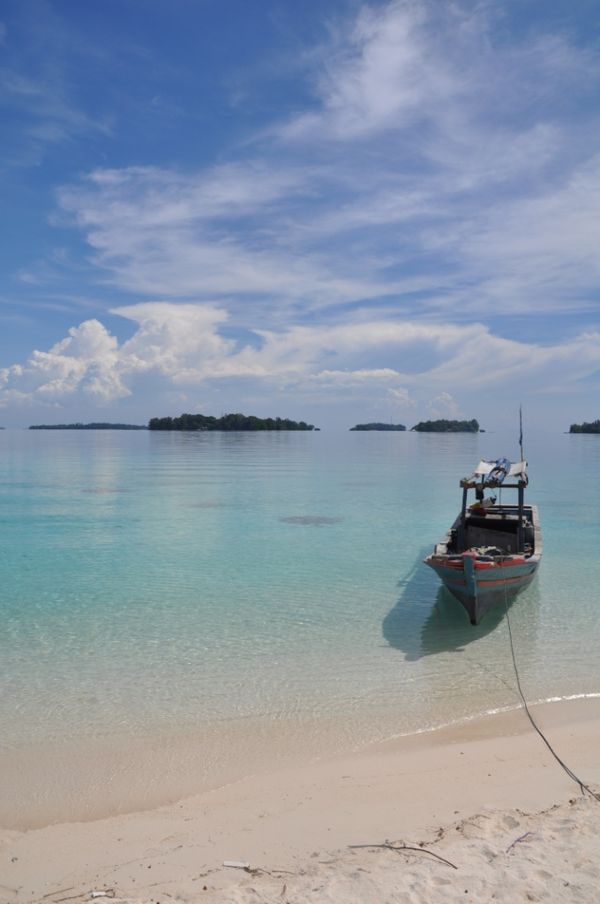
[1,428,599,821]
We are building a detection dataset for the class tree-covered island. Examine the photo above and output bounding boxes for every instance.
[569,420,600,434]
[29,422,147,430]
[148,412,316,431]
[410,418,480,433]
[350,422,406,431]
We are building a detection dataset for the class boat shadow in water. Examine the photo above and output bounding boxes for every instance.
[383,549,538,661]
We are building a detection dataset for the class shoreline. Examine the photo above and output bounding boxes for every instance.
[2,697,600,902]
[3,691,600,832]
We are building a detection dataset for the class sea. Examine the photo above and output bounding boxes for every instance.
[1,426,599,827]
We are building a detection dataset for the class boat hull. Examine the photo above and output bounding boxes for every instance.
[425,554,540,624]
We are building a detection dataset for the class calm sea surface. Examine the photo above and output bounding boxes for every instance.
[1,427,599,823]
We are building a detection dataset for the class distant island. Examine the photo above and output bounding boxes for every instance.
[148,413,316,431]
[410,419,480,433]
[29,423,147,430]
[350,422,406,431]
[569,420,600,434]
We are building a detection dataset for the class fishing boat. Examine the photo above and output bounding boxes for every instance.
[424,457,542,625]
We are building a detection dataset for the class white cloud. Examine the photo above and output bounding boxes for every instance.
[75,161,309,226]
[2,303,600,418]
[308,368,406,387]
[279,2,444,141]
[0,319,126,405]
[4,0,600,432]
[115,302,234,381]
[388,386,415,407]
[427,392,460,419]
[51,1,600,322]
[444,155,600,308]
[58,163,396,312]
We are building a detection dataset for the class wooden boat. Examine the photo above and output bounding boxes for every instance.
[424,458,542,625]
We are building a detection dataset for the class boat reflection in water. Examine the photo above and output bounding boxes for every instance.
[383,550,540,662]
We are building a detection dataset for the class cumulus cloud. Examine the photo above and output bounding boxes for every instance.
[2,303,600,417]
[0,319,127,404]
[115,303,234,381]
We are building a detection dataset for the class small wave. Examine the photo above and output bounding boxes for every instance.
[366,692,600,748]
[280,515,343,526]
[81,487,126,494]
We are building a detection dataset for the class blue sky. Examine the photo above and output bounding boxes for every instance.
[1,0,600,430]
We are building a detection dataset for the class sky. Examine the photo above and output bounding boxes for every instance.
[1,0,600,431]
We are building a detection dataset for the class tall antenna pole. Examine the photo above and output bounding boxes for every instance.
[519,404,525,461]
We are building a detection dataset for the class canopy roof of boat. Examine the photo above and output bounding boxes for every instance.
[460,459,528,488]
[472,459,527,478]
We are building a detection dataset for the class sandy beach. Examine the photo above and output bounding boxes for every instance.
[2,697,600,903]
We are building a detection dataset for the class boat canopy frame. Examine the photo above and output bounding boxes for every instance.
[458,459,529,554]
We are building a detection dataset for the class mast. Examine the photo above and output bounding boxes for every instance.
[517,405,525,552]
[519,404,525,462]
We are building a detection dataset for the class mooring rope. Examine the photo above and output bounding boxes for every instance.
[502,583,600,801]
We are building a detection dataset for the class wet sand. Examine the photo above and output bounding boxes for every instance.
[2,698,600,903]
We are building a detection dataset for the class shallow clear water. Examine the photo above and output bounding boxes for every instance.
[1,427,599,819]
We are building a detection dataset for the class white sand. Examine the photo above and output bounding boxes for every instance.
[2,698,600,903]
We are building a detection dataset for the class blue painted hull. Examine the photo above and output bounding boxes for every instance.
[425,555,541,624]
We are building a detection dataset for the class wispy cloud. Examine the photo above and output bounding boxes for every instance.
[0,3,114,168]
[439,155,600,311]
[276,1,462,142]
[57,164,395,315]
[427,392,460,419]
[49,1,600,325]
[3,1,600,427]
